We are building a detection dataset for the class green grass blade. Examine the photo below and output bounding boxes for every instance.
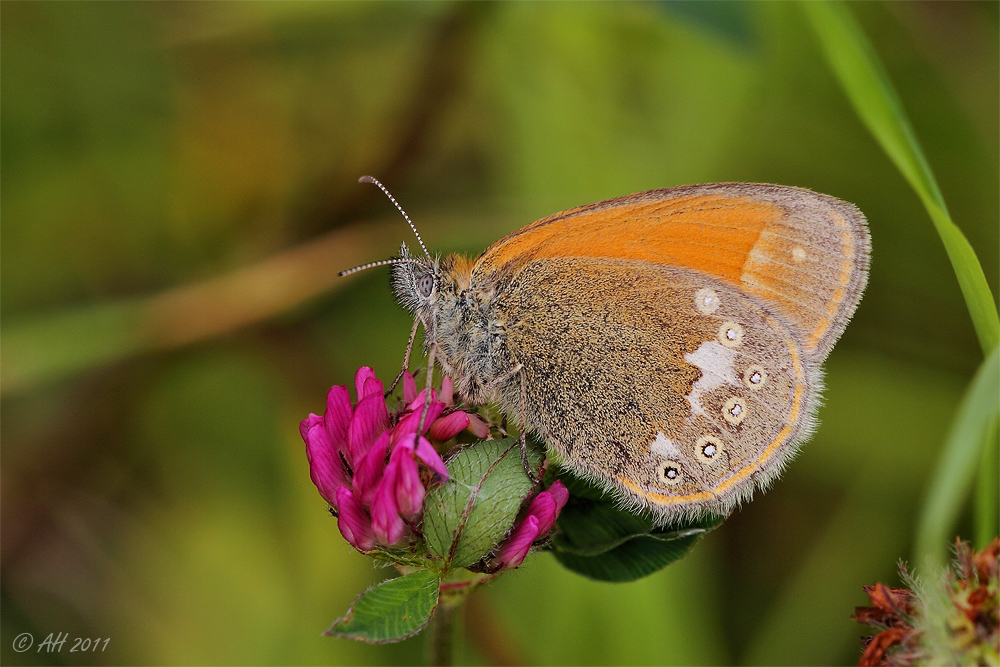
[803,1,999,355]
[913,346,1000,572]
[975,415,999,549]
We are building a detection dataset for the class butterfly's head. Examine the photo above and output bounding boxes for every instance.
[390,242,435,317]
[390,242,472,331]
[340,176,480,380]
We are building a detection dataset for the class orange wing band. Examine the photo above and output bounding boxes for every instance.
[474,184,868,360]
[475,193,774,284]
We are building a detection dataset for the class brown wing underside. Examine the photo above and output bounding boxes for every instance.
[490,257,812,517]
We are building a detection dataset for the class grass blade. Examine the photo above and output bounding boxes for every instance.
[803,1,998,355]
[913,346,1000,572]
[975,416,999,549]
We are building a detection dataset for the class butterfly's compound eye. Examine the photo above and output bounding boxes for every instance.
[417,273,434,297]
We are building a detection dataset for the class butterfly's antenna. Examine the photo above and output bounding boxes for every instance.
[338,257,427,278]
[359,176,430,259]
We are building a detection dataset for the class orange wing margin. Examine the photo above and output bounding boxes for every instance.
[472,183,870,360]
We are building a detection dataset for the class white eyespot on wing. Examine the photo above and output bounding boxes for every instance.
[695,434,724,463]
[694,287,720,315]
[791,245,807,263]
[722,396,748,425]
[743,364,767,390]
[650,431,681,458]
[717,321,744,348]
[684,341,737,416]
[659,461,683,485]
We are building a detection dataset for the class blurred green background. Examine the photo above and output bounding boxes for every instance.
[2,2,997,665]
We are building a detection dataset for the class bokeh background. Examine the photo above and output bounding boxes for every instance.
[2,2,997,665]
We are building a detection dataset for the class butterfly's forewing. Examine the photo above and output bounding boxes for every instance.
[473,183,870,361]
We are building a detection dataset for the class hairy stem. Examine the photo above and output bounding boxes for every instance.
[428,603,456,666]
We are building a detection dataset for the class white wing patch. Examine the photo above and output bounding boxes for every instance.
[684,341,738,416]
[650,431,681,458]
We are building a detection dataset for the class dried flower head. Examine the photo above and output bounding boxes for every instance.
[854,537,999,666]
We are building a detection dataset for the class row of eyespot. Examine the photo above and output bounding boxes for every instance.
[659,358,768,485]
[658,289,775,484]
[699,289,767,402]
[723,360,768,425]
[659,432,728,484]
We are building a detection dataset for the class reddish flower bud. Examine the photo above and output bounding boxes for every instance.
[302,413,348,505]
[354,367,378,401]
[345,393,389,466]
[491,480,568,569]
[525,492,558,537]
[393,401,445,440]
[412,435,449,479]
[405,388,438,413]
[323,385,352,451]
[495,515,540,569]
[427,411,470,442]
[465,413,490,439]
[299,412,322,443]
[390,445,425,521]
[370,463,408,546]
[335,486,375,552]
[440,376,455,405]
[528,480,569,535]
[547,480,569,514]
[352,432,390,506]
[402,372,417,404]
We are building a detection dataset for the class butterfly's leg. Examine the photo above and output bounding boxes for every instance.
[482,363,524,393]
[517,365,544,485]
[493,361,541,484]
[415,343,436,435]
[479,362,537,481]
[385,318,421,397]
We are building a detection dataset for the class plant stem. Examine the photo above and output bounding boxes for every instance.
[428,603,456,666]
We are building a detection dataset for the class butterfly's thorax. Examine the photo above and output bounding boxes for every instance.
[429,256,502,404]
[392,249,508,405]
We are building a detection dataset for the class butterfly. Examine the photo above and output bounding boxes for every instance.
[350,179,870,524]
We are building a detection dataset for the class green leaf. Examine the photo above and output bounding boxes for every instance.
[553,530,708,583]
[556,500,715,558]
[550,464,613,501]
[914,345,1000,572]
[551,474,656,556]
[423,439,540,569]
[550,470,723,581]
[324,570,440,644]
[802,1,999,355]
